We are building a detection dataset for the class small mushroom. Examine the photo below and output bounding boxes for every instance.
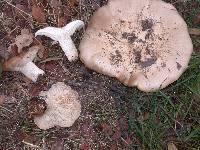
[79,0,193,92]
[34,82,81,130]
[35,20,84,62]
[3,46,44,82]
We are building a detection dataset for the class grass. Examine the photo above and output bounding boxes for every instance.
[112,1,200,149]
[113,54,200,149]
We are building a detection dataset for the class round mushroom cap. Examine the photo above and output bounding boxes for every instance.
[79,0,193,92]
[34,82,81,130]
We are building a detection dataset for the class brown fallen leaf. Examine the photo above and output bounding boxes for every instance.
[29,84,44,97]
[194,12,200,24]
[58,16,66,27]
[188,28,200,36]
[0,95,5,105]
[69,0,78,7]
[32,6,46,23]
[168,142,178,150]
[8,29,33,53]
[15,4,30,18]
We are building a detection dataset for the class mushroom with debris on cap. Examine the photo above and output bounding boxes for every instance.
[34,82,81,130]
[3,46,44,82]
[79,0,193,92]
[35,20,84,62]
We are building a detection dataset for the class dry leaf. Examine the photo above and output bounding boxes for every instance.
[0,95,5,105]
[32,6,46,23]
[69,0,77,7]
[168,142,178,150]
[188,28,200,35]
[194,12,200,24]
[15,4,30,18]
[58,16,66,27]
[14,29,33,53]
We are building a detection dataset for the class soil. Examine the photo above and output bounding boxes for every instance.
[0,0,199,150]
[141,19,154,31]
[121,32,137,44]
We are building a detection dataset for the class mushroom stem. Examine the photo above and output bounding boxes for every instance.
[35,20,84,62]
[59,36,78,61]
[62,20,84,36]
[19,62,44,82]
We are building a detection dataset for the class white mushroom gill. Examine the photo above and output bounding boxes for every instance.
[35,20,84,62]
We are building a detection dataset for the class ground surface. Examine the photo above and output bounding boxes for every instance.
[0,0,200,149]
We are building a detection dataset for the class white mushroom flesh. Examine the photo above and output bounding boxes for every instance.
[35,20,84,61]
[34,82,81,130]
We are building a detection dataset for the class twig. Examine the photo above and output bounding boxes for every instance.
[22,140,40,149]
[39,57,63,63]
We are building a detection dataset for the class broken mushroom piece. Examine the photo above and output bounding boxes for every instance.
[3,46,44,82]
[34,82,81,130]
[35,20,84,62]
[79,0,193,92]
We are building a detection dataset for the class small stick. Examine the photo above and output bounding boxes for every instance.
[22,140,40,148]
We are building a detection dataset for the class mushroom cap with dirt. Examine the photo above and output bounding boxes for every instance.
[34,82,81,130]
[79,0,193,92]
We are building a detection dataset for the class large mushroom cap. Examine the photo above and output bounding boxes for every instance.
[34,82,81,130]
[79,0,193,92]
